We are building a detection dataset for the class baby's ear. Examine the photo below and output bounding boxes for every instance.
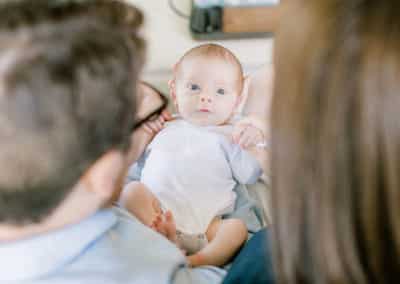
[168,78,176,99]
[168,63,179,97]
[168,77,179,113]
[235,75,251,114]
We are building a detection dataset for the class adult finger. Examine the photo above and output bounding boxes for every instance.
[148,122,160,133]
[142,124,154,135]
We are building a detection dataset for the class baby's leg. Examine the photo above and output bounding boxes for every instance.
[187,218,248,267]
[120,181,162,226]
[121,181,177,243]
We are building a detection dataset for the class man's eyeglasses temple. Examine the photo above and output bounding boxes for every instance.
[131,82,169,131]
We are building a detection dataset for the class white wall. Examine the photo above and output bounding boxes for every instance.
[126,0,274,83]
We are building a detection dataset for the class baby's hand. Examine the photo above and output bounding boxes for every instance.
[142,110,172,135]
[232,123,264,149]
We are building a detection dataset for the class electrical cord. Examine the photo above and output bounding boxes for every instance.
[168,0,190,19]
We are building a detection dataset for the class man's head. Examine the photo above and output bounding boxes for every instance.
[0,0,143,226]
[169,44,244,126]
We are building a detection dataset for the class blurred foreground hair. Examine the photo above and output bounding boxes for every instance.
[0,0,144,224]
[272,0,400,283]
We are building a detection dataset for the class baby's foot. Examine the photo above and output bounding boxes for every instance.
[150,215,164,234]
[163,211,177,244]
[187,253,206,267]
[151,211,178,244]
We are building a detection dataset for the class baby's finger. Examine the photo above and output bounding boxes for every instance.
[246,129,264,148]
[165,210,173,222]
[162,110,173,121]
[154,218,167,236]
[249,129,264,146]
[231,127,241,143]
[154,119,163,131]
[238,131,253,148]
[164,211,178,243]
[244,135,254,148]
[158,115,165,124]
[232,124,247,144]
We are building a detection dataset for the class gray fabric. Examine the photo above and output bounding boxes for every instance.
[176,231,208,255]
[222,184,262,233]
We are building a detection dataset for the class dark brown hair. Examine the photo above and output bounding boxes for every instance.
[0,0,144,225]
[271,1,400,283]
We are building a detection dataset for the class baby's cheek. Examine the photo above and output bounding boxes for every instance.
[221,98,237,114]
[179,95,191,105]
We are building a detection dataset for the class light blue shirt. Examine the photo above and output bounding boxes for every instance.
[0,207,225,284]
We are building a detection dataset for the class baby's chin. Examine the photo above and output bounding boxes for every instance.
[185,116,226,127]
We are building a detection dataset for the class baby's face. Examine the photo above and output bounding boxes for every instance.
[173,56,242,126]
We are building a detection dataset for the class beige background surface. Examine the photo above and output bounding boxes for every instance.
[126,0,274,83]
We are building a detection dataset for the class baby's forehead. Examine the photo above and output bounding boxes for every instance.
[180,50,240,68]
[177,54,242,83]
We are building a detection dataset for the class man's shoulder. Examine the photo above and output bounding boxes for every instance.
[107,207,185,261]
[63,208,186,283]
[1,209,225,284]
[60,207,187,283]
[0,208,185,284]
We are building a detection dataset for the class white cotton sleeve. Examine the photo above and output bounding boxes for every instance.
[226,144,263,185]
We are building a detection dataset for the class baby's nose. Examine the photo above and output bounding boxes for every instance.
[200,96,212,103]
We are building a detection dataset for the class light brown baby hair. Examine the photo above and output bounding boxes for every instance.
[174,43,244,92]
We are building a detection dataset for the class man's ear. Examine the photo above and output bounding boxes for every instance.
[80,150,126,203]
[235,75,251,114]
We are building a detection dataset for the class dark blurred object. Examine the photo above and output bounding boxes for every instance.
[189,1,280,40]
[222,229,275,284]
[190,6,222,34]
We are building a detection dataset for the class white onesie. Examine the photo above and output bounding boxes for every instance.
[139,119,262,235]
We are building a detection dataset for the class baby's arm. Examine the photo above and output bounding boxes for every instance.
[232,65,273,176]
[225,143,263,185]
[128,110,172,161]
[121,181,179,245]
[142,109,172,135]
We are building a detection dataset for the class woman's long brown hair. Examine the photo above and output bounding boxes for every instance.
[271,1,400,283]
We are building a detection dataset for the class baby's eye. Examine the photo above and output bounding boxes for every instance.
[188,83,200,91]
[216,88,225,95]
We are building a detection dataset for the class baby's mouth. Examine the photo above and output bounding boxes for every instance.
[198,108,210,113]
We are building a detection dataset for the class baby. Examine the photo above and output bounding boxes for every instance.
[122,44,265,267]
